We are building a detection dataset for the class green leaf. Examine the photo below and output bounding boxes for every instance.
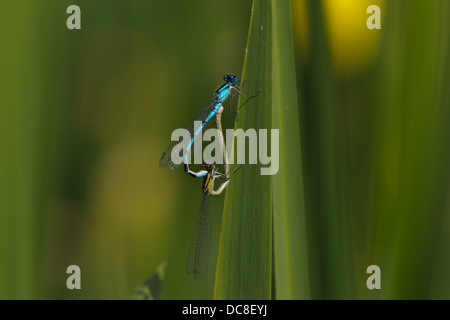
[129,261,167,300]
[214,0,273,300]
[272,0,309,299]
[214,0,309,300]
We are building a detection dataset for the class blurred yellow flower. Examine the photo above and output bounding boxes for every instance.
[292,0,385,77]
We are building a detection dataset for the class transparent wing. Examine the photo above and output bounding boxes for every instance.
[159,97,219,170]
[185,192,211,279]
[214,163,243,180]
[228,163,243,178]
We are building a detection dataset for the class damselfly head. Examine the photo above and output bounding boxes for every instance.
[223,74,239,84]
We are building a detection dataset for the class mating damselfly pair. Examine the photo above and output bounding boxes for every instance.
[160,74,246,279]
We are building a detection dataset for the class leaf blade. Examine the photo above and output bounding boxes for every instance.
[214,0,273,300]
[272,0,310,300]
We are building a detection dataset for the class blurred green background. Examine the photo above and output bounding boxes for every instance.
[0,0,449,299]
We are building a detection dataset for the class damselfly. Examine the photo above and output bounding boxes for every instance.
[159,74,243,178]
[185,162,241,279]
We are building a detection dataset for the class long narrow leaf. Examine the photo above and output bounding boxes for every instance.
[214,0,273,300]
[272,0,309,299]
